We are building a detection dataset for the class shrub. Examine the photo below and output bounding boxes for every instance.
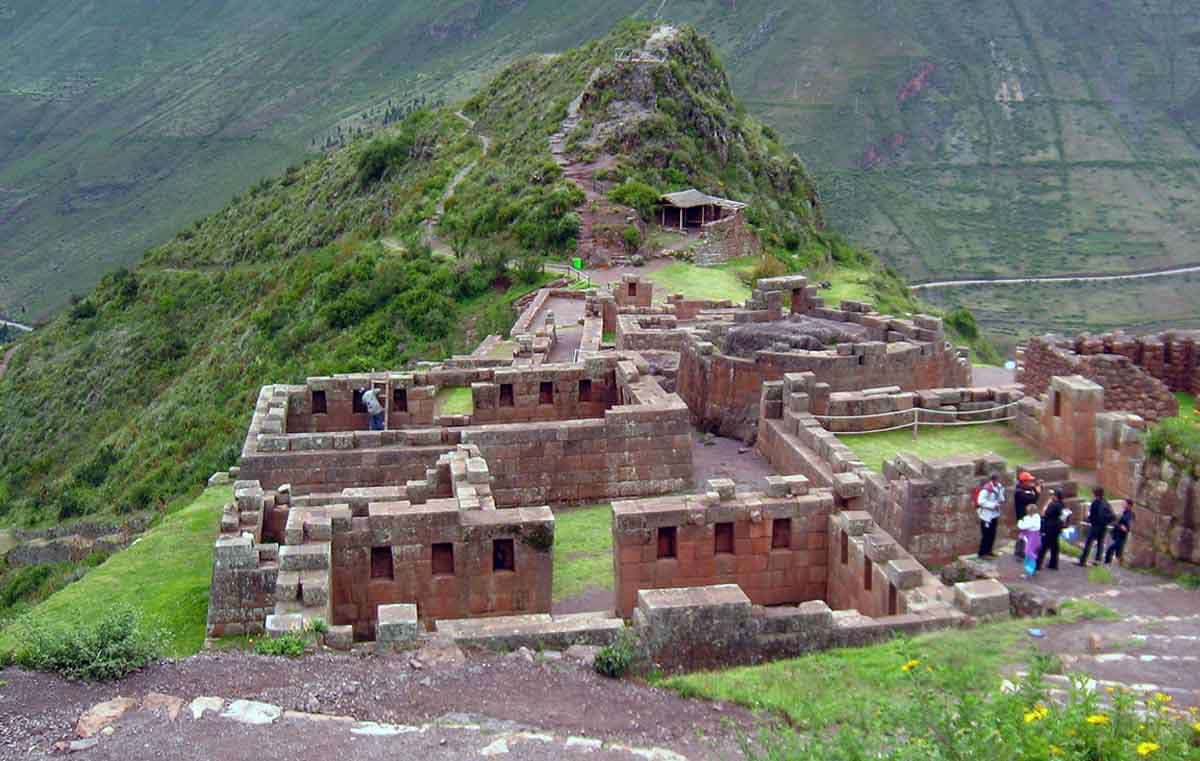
[12,606,161,681]
[945,306,980,341]
[1144,418,1200,477]
[594,631,638,678]
[609,180,660,220]
[622,225,642,253]
[68,299,98,322]
[255,633,307,658]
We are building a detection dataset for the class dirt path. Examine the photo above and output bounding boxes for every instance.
[0,319,32,333]
[0,649,752,760]
[986,550,1200,710]
[912,264,1200,290]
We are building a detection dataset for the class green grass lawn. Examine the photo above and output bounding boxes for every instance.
[435,386,474,416]
[645,259,754,303]
[663,618,1034,731]
[0,486,230,658]
[814,266,872,305]
[839,425,1042,472]
[487,340,515,359]
[551,504,613,603]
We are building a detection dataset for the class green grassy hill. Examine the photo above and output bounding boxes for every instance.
[6,1,1200,342]
[0,22,865,528]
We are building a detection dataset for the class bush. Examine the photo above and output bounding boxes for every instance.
[12,606,161,681]
[609,180,660,220]
[68,299,98,322]
[594,631,638,678]
[622,225,642,253]
[255,633,307,658]
[945,306,980,341]
[1144,417,1200,477]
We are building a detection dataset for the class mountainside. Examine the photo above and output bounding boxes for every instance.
[0,22,857,528]
[5,1,1200,342]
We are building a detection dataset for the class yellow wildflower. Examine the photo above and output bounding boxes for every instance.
[1193,722,1200,733]
[1136,742,1160,756]
[1087,714,1111,725]
[1048,746,1063,757]
[901,659,920,673]
[1106,687,1116,694]
[1154,693,1172,704]
[1024,705,1049,723]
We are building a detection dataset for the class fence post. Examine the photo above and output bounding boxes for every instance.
[912,408,919,440]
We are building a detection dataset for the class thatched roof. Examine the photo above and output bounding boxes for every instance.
[659,189,747,211]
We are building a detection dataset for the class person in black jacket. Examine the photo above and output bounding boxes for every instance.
[1013,473,1041,557]
[1037,489,1067,571]
[1078,487,1114,567]
[1105,503,1134,565]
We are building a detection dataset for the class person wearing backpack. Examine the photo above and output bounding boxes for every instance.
[1078,486,1114,567]
[1104,502,1134,566]
[975,474,1004,558]
[1037,489,1068,571]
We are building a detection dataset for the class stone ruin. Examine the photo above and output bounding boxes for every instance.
[206,270,1193,668]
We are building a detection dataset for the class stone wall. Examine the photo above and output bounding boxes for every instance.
[1018,337,1179,421]
[1091,411,1198,572]
[611,478,833,618]
[1068,331,1199,395]
[1014,375,1105,469]
[825,511,944,617]
[818,385,1024,433]
[693,213,759,266]
[675,276,970,438]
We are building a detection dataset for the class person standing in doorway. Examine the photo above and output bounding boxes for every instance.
[1105,502,1135,566]
[1037,489,1067,571]
[361,386,385,431]
[1078,487,1114,567]
[976,473,1004,558]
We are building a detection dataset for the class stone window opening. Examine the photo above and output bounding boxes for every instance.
[864,557,873,591]
[714,522,734,554]
[352,389,367,414]
[393,387,408,413]
[312,390,328,415]
[628,282,637,298]
[771,518,791,549]
[499,383,515,407]
[493,538,515,572]
[539,381,554,405]
[858,355,866,366]
[432,543,455,576]
[578,379,593,402]
[371,546,393,580]
[1052,391,1062,417]
[657,526,677,559]
[840,531,849,564]
[888,583,898,615]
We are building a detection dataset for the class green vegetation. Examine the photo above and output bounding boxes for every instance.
[7,606,162,682]
[1174,393,1197,424]
[0,552,111,628]
[666,620,1032,728]
[435,386,475,417]
[646,259,754,303]
[1058,599,1120,623]
[551,504,614,603]
[1087,565,1116,585]
[0,486,230,657]
[593,630,637,678]
[255,633,308,658]
[838,425,1042,473]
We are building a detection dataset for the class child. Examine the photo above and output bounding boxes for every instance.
[1017,504,1042,578]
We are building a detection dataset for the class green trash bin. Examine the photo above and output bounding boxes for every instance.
[572,257,583,271]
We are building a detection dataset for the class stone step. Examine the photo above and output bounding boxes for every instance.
[435,611,623,652]
[278,542,331,572]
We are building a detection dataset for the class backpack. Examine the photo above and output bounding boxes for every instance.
[971,485,983,505]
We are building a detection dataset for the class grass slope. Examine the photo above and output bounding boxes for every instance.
[839,425,1042,473]
[0,486,231,658]
[646,260,754,303]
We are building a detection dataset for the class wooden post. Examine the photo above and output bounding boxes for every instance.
[912,408,919,440]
